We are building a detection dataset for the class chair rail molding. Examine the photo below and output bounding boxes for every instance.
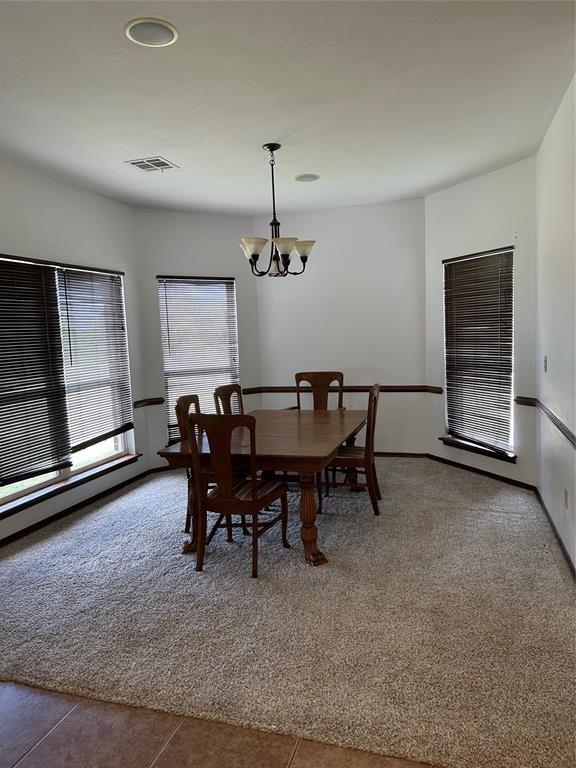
[242,385,443,395]
[515,396,575,448]
[133,397,165,408]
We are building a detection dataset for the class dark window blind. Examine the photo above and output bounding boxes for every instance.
[157,277,240,442]
[57,270,133,452]
[0,261,71,485]
[444,247,514,454]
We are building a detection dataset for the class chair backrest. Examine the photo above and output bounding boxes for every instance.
[364,384,381,464]
[295,371,344,410]
[175,394,201,441]
[214,383,244,415]
[187,413,257,508]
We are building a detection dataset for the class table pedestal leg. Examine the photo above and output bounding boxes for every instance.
[299,473,328,566]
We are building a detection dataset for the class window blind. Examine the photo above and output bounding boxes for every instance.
[57,269,133,452]
[157,277,240,442]
[443,247,514,454]
[0,260,71,485]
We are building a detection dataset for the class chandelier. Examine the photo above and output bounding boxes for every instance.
[240,143,315,277]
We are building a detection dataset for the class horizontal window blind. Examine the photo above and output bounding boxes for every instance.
[57,270,133,452]
[0,260,71,485]
[157,277,240,442]
[444,247,514,454]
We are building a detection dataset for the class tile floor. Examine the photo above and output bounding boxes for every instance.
[0,682,437,768]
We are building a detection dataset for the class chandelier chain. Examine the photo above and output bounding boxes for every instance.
[269,152,278,224]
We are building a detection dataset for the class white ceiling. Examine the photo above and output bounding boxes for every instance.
[0,1,574,214]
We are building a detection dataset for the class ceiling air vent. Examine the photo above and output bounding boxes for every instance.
[125,156,179,172]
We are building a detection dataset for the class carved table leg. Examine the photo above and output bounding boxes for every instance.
[299,473,328,566]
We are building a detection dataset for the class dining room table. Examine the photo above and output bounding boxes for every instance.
[158,408,368,565]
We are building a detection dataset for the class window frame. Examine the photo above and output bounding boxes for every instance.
[61,433,129,479]
[156,275,241,443]
[0,253,136,507]
[441,246,516,463]
[0,414,130,507]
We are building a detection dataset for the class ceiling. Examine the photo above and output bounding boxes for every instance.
[0,1,574,214]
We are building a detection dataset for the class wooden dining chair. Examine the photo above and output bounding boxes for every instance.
[294,371,345,510]
[214,383,244,415]
[176,394,201,442]
[324,384,382,515]
[175,394,202,533]
[295,371,344,411]
[187,413,290,578]
[178,392,249,539]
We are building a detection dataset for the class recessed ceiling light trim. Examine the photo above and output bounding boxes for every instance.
[125,18,179,48]
[295,173,320,183]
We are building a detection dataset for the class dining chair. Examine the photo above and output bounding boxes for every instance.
[175,394,202,533]
[187,413,290,578]
[295,371,344,411]
[214,383,244,415]
[294,371,345,510]
[324,384,382,515]
[178,392,249,540]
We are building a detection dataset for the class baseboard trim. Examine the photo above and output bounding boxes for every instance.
[534,488,575,576]
[425,454,574,576]
[4,456,574,577]
[374,452,428,458]
[0,454,142,521]
[426,454,536,490]
[0,466,170,549]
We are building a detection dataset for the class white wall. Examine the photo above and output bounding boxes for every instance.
[253,200,427,452]
[2,95,574,560]
[0,158,147,539]
[0,161,263,538]
[536,78,575,565]
[424,158,538,484]
[131,208,261,466]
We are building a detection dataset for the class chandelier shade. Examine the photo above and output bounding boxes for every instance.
[272,237,299,256]
[294,240,316,259]
[241,144,315,277]
[240,237,268,260]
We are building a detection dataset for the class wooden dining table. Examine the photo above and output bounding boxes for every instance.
[158,408,367,566]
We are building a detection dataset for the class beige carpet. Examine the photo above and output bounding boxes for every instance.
[0,459,574,768]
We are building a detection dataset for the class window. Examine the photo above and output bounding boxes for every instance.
[0,256,133,503]
[157,276,240,442]
[57,269,133,452]
[442,247,514,461]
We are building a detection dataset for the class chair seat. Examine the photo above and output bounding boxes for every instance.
[329,445,366,467]
[208,477,286,503]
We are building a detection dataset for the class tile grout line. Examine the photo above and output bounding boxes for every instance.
[145,717,184,768]
[286,736,301,768]
[11,702,79,767]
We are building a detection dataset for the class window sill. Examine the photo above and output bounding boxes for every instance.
[439,436,517,464]
[0,454,141,520]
